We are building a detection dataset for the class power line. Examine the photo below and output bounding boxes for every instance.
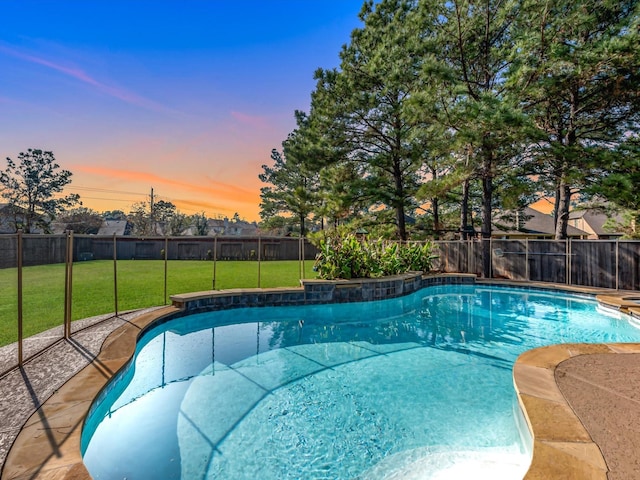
[78,196,141,203]
[66,186,227,217]
[72,186,148,196]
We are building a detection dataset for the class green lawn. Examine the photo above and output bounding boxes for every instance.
[0,259,316,347]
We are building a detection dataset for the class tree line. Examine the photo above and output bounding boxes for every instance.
[259,0,640,254]
[0,148,250,236]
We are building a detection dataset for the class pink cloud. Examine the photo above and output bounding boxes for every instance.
[0,44,171,113]
[230,110,271,130]
[0,95,24,105]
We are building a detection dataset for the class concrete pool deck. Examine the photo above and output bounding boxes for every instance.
[1,280,640,479]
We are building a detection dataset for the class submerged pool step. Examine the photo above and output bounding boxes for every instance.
[359,447,530,480]
[596,294,640,314]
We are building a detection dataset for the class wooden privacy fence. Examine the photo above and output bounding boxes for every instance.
[0,233,318,268]
[435,239,640,291]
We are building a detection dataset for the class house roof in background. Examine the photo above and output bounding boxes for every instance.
[494,207,588,237]
[97,220,129,236]
[568,209,624,236]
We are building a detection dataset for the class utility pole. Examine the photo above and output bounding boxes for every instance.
[150,187,156,235]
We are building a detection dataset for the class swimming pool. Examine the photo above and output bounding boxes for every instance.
[81,285,640,479]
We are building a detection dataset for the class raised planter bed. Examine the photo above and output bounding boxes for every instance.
[170,272,477,314]
[301,271,425,303]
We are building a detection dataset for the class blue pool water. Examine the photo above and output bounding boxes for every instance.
[81,285,640,479]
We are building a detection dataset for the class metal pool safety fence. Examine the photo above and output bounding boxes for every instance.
[0,232,318,376]
[2,234,640,376]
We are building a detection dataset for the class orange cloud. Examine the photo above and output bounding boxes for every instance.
[0,44,172,114]
[172,198,235,214]
[76,164,259,205]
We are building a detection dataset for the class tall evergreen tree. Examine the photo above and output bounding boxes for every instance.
[317,161,369,228]
[269,0,639,250]
[259,116,319,236]
[413,0,526,273]
[511,0,640,238]
[311,0,431,240]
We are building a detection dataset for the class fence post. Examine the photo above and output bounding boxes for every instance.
[301,237,306,279]
[113,234,118,317]
[212,235,217,289]
[615,238,619,291]
[443,241,448,272]
[298,237,303,281]
[64,230,73,339]
[567,239,571,285]
[69,232,74,333]
[257,235,261,288]
[489,238,493,279]
[164,236,169,305]
[64,231,70,338]
[298,236,302,283]
[17,230,23,366]
[525,238,529,281]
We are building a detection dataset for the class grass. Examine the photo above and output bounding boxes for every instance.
[0,259,317,347]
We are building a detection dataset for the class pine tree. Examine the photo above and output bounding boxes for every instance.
[511,0,640,238]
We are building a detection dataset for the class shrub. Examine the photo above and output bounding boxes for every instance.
[313,233,375,280]
[312,232,438,280]
[401,241,439,272]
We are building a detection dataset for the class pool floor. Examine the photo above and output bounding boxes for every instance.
[81,285,640,479]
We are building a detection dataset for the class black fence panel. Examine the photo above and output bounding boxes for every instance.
[0,235,18,269]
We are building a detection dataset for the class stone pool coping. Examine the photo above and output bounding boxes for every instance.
[1,276,639,479]
[516,342,640,480]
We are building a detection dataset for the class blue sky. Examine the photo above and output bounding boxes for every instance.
[0,1,365,219]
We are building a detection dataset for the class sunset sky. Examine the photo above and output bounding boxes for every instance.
[1,1,365,221]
